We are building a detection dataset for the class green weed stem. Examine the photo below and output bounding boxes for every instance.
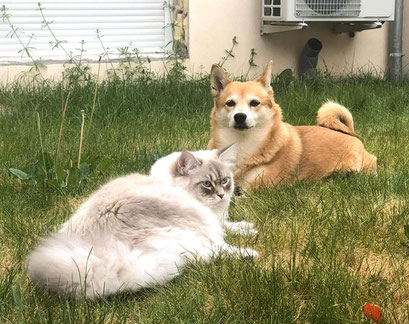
[219,36,238,68]
[38,3,85,77]
[96,29,117,77]
[36,112,48,180]
[85,57,102,143]
[1,6,45,80]
[56,88,71,167]
[77,110,85,169]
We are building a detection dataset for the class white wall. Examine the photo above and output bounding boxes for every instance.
[0,0,407,83]
[187,0,391,77]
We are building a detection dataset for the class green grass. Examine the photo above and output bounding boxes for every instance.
[1,74,409,323]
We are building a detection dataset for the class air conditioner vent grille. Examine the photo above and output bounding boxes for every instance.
[296,0,361,17]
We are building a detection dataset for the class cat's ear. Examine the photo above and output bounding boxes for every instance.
[176,151,201,175]
[210,64,231,96]
[216,144,237,167]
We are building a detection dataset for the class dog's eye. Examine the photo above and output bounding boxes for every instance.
[250,100,260,107]
[226,100,236,107]
[202,181,212,188]
[222,177,229,185]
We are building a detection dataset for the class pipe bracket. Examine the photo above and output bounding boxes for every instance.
[390,53,404,57]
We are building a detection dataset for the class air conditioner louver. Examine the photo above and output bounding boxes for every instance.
[261,0,394,34]
[295,0,361,17]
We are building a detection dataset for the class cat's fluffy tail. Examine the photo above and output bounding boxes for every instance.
[27,233,131,299]
[27,232,186,299]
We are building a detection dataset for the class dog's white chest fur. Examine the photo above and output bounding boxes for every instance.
[217,126,271,163]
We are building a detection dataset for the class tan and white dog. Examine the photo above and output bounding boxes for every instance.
[208,61,377,190]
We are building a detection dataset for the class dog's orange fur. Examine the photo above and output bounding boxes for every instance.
[208,61,377,190]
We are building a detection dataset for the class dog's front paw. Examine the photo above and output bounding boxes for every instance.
[234,186,243,196]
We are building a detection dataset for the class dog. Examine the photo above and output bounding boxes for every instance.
[207,61,377,191]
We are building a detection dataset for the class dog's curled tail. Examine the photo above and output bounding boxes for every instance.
[317,101,360,138]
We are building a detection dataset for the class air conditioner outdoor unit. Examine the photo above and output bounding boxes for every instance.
[261,0,395,34]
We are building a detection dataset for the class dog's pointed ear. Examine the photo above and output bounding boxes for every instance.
[176,152,201,176]
[216,144,237,168]
[210,65,231,96]
[257,60,272,92]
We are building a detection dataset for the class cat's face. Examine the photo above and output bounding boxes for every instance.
[172,146,236,208]
[187,159,234,207]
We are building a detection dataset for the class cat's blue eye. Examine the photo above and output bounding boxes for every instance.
[222,177,229,185]
[202,181,212,188]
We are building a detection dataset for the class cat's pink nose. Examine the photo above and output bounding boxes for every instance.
[217,193,224,199]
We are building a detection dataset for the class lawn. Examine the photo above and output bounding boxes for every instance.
[0,71,408,323]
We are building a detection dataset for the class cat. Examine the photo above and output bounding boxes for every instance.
[150,146,256,235]
[27,146,258,299]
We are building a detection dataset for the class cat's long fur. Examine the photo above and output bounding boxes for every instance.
[27,148,257,299]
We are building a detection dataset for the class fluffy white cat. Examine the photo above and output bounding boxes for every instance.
[27,146,258,299]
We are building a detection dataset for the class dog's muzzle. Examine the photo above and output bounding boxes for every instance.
[233,113,249,130]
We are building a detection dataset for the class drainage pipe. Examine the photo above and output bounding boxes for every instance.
[299,38,323,77]
[390,0,404,81]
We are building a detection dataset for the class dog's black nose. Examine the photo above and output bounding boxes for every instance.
[234,113,247,124]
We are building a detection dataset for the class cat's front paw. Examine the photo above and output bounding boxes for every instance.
[240,248,259,260]
[224,221,257,235]
[245,228,258,235]
[220,244,259,260]
[235,221,254,229]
